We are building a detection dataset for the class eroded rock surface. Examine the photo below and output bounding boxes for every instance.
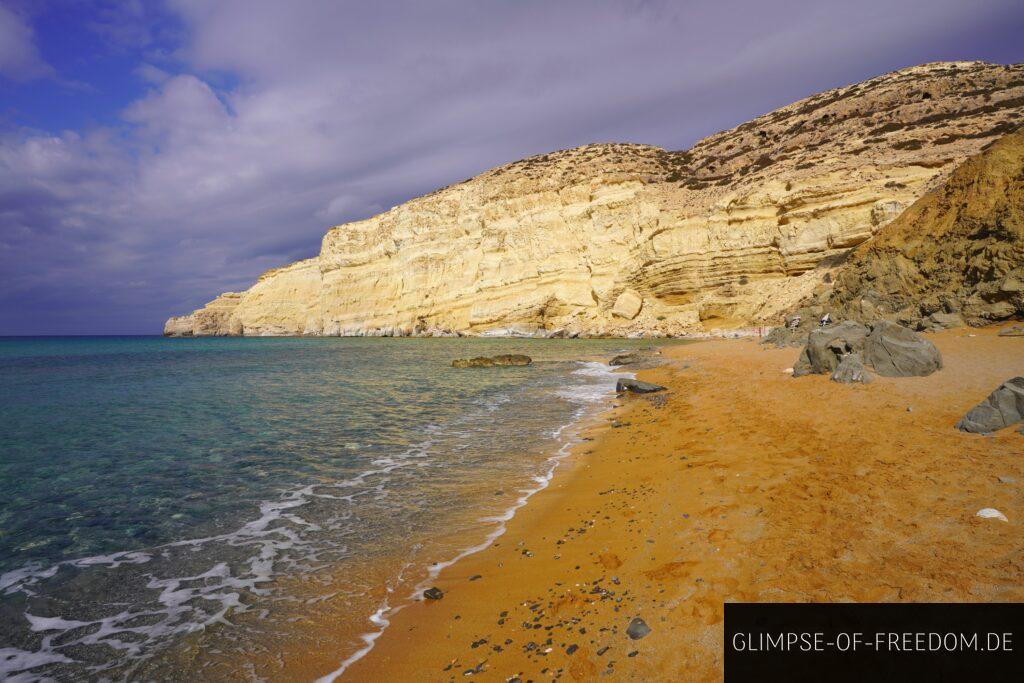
[956,377,1024,433]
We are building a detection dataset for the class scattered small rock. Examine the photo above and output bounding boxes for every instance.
[423,587,444,600]
[626,617,651,640]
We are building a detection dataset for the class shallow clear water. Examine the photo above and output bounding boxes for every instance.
[0,336,661,681]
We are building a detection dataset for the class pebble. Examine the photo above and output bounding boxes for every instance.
[976,508,1009,522]
[998,476,1017,484]
[423,587,444,600]
[626,617,651,640]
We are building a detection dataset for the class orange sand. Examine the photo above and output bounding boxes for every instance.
[270,327,1024,681]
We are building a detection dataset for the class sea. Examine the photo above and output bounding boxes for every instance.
[0,336,664,681]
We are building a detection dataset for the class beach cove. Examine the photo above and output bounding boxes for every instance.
[261,326,1024,682]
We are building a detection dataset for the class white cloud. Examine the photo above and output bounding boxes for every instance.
[0,4,53,80]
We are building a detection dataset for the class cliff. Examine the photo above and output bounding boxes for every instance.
[826,129,1024,327]
[165,61,1024,337]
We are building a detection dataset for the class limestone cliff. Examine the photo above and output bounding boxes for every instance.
[826,129,1024,327]
[165,61,1024,337]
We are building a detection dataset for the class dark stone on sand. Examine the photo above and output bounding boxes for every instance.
[609,353,640,366]
[626,617,651,640]
[863,321,942,377]
[793,321,869,376]
[793,320,941,378]
[956,377,1024,434]
[492,353,532,366]
[616,379,666,394]
[566,644,579,655]
[423,587,444,600]
[999,324,1024,337]
[830,354,872,384]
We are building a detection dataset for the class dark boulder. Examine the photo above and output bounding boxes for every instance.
[830,354,872,384]
[956,377,1024,433]
[616,379,666,394]
[863,321,942,377]
[423,587,444,600]
[492,354,532,366]
[792,321,870,376]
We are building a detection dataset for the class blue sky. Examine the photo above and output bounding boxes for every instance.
[2,0,1024,335]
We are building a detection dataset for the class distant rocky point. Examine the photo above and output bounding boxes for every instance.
[165,61,1024,338]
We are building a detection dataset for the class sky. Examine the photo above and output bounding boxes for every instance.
[2,1,1024,335]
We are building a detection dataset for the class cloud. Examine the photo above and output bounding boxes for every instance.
[1,0,1024,333]
[0,4,53,81]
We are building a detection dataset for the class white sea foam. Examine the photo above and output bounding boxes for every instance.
[316,359,624,680]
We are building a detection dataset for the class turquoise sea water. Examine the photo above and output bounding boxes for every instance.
[0,336,658,680]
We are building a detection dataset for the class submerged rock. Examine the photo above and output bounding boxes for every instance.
[452,357,496,368]
[616,379,666,394]
[626,617,651,640]
[491,354,532,366]
[609,353,640,366]
[956,377,1024,433]
[830,354,872,384]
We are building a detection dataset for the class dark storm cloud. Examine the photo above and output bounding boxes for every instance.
[1,0,1024,333]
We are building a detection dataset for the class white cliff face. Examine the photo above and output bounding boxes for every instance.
[165,61,1024,337]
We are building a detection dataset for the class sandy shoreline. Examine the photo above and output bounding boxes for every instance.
[267,327,1023,681]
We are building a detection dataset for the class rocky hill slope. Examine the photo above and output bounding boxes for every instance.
[826,128,1024,327]
[165,61,1024,337]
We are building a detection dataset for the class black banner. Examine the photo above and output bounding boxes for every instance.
[725,603,1024,681]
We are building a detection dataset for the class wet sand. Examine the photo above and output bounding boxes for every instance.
[286,327,1024,681]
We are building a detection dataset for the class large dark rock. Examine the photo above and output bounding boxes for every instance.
[956,377,1024,433]
[423,587,444,600]
[792,320,942,378]
[863,321,942,377]
[492,354,532,366]
[830,354,872,384]
[792,321,870,376]
[616,378,666,394]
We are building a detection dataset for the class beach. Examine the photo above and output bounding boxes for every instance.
[283,326,1024,681]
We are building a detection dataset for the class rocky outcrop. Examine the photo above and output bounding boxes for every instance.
[794,320,941,378]
[956,377,1024,433]
[827,127,1024,329]
[165,62,1024,337]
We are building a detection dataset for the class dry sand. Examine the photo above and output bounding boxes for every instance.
[280,326,1023,681]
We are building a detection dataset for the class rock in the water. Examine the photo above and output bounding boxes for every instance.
[609,353,640,366]
[611,289,643,320]
[452,357,496,368]
[956,377,1024,433]
[492,354,532,366]
[792,321,870,376]
[998,324,1024,337]
[976,508,1008,522]
[423,587,444,600]
[626,617,651,640]
[863,321,943,377]
[830,354,872,384]
[616,379,666,394]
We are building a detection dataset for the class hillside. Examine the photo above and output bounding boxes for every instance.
[827,128,1024,327]
[165,61,1024,337]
